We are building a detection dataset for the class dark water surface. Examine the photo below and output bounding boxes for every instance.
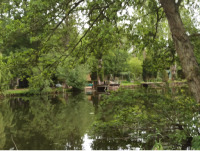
[0,91,147,150]
[0,87,193,150]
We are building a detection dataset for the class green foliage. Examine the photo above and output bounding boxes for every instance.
[128,57,143,78]
[27,67,52,94]
[0,0,199,104]
[103,49,130,77]
[192,136,200,150]
[0,53,12,94]
[152,140,163,150]
[121,81,130,83]
[134,81,141,85]
[57,65,89,91]
[162,70,169,82]
[142,57,157,82]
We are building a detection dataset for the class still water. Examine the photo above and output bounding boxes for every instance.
[0,91,146,150]
[0,87,193,150]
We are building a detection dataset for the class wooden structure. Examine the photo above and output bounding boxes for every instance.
[97,83,120,92]
[97,84,109,92]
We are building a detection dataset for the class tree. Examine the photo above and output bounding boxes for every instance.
[1,0,200,102]
[56,64,89,91]
[160,0,200,102]
[0,53,11,94]
[142,57,157,81]
[103,48,130,77]
[128,57,143,79]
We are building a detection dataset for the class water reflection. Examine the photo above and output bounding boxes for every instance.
[89,86,197,150]
[0,93,94,150]
[0,86,194,150]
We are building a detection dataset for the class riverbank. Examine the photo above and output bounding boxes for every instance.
[3,81,188,97]
[5,88,72,96]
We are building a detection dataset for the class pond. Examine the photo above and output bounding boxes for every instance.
[0,87,199,150]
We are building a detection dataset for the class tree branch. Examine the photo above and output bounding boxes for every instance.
[63,10,104,58]
[189,33,200,38]
[52,0,84,31]
[47,8,106,72]
[153,7,164,40]
[46,0,85,42]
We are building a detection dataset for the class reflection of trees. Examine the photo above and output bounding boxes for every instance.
[1,93,94,150]
[0,113,6,149]
[90,138,154,150]
[91,88,199,149]
[0,98,15,149]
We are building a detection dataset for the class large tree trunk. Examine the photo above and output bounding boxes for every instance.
[160,0,200,102]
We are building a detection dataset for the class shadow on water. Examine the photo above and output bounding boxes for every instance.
[0,86,197,150]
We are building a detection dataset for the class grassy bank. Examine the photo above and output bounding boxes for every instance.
[5,88,72,96]
[121,83,140,86]
[6,89,29,94]
[121,81,141,85]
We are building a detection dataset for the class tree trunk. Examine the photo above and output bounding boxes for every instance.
[160,0,200,102]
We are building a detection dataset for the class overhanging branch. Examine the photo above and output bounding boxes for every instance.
[46,0,85,42]
[46,8,106,72]
[189,33,200,38]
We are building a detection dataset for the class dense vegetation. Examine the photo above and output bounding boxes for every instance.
[1,0,200,149]
[0,0,200,95]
